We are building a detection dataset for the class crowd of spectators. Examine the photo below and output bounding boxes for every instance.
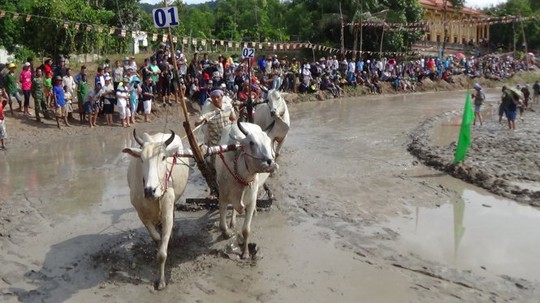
[0,42,534,132]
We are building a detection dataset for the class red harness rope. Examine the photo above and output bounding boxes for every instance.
[163,152,178,191]
[218,146,254,186]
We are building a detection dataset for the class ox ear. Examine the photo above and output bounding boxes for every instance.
[122,147,142,158]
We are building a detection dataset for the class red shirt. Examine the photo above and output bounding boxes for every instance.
[0,102,4,120]
[43,64,52,75]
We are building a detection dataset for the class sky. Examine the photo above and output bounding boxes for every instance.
[141,0,508,9]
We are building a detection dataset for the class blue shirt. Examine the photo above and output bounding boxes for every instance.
[53,85,65,106]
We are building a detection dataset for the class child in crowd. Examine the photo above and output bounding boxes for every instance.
[64,85,74,121]
[44,71,53,107]
[52,76,70,129]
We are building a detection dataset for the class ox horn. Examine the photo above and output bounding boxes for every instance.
[263,120,275,134]
[164,130,175,146]
[133,129,144,146]
[237,119,249,136]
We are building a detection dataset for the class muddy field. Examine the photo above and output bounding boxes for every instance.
[1,90,540,302]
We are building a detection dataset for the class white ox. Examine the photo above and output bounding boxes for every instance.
[215,120,278,259]
[254,89,290,157]
[122,129,190,290]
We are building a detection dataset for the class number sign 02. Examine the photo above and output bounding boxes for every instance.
[242,47,255,59]
[152,7,180,28]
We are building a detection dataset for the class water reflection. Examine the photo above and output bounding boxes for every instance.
[391,189,540,281]
[0,132,137,217]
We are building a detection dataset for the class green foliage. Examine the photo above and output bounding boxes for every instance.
[7,0,520,60]
[13,46,36,62]
[485,0,540,53]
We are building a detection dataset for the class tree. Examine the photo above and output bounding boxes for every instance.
[486,0,539,53]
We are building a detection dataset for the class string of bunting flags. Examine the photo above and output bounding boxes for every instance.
[0,8,420,56]
[347,14,539,29]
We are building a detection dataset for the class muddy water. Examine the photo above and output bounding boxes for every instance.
[1,90,539,302]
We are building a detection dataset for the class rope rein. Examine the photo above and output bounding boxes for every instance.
[163,152,178,192]
[218,146,255,187]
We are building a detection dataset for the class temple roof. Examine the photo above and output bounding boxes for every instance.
[419,0,487,16]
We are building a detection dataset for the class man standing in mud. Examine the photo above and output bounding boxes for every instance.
[501,86,521,130]
[472,83,485,126]
[499,86,511,124]
[31,69,50,122]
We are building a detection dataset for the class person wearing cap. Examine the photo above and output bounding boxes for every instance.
[52,76,70,128]
[116,78,131,127]
[472,83,485,126]
[20,62,33,116]
[128,75,142,125]
[4,63,22,115]
[140,76,154,122]
[122,56,131,73]
[128,56,137,72]
[100,75,116,126]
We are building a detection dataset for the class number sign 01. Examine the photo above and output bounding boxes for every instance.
[242,47,255,59]
[152,7,179,28]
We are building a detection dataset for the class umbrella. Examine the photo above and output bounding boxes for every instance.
[507,87,524,99]
[456,52,465,58]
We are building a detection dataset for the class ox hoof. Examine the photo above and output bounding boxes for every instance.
[222,229,234,239]
[156,280,167,291]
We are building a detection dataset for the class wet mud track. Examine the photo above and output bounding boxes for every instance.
[1,90,539,302]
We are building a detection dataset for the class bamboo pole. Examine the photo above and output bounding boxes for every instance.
[163,0,219,196]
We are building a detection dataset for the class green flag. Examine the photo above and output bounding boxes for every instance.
[454,91,474,164]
